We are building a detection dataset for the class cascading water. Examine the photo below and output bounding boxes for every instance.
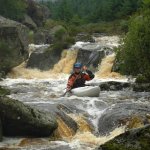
[0,36,150,150]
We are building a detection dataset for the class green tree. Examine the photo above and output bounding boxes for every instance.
[0,0,26,20]
[115,0,150,81]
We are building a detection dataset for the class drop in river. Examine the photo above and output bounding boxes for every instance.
[0,36,150,150]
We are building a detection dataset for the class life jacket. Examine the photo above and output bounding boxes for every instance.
[67,70,94,89]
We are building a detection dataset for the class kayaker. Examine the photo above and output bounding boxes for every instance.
[66,62,95,91]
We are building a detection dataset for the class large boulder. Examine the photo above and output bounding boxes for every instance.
[26,0,50,27]
[98,124,150,150]
[0,16,29,76]
[98,103,150,135]
[30,103,79,134]
[26,46,60,70]
[0,97,57,137]
[76,48,105,72]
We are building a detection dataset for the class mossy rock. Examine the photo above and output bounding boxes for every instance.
[0,86,10,97]
[0,97,58,137]
[98,125,150,150]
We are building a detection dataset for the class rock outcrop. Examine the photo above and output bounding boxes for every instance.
[0,97,57,137]
[26,46,60,70]
[98,103,150,135]
[98,124,150,150]
[0,16,29,77]
[26,0,50,27]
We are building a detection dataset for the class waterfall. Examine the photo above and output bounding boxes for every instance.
[95,54,124,79]
[8,49,78,79]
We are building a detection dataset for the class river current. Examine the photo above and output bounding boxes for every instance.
[0,36,150,150]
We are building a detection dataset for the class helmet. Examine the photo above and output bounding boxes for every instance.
[74,62,82,69]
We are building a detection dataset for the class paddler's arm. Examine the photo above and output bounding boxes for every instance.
[66,75,76,91]
[82,66,95,81]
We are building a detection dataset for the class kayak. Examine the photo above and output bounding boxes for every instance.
[71,86,100,97]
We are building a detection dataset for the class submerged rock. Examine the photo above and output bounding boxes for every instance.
[98,103,150,135]
[98,124,150,150]
[0,97,57,137]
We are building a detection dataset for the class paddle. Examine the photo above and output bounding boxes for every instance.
[86,51,99,67]
[62,51,99,97]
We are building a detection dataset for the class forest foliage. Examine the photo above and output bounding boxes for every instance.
[0,0,26,20]
[115,0,150,82]
[41,0,142,24]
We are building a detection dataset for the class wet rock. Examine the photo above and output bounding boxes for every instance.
[133,83,150,92]
[99,81,131,91]
[0,97,57,137]
[0,16,29,76]
[98,103,150,135]
[30,103,78,134]
[76,49,105,72]
[0,119,2,141]
[98,124,150,150]
[26,46,60,70]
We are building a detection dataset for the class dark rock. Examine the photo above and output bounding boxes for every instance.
[0,97,57,137]
[98,124,150,150]
[22,14,37,30]
[26,0,50,27]
[76,49,105,72]
[34,29,53,44]
[26,46,60,70]
[0,16,29,76]
[98,103,150,135]
[99,81,131,91]
[133,83,150,92]
[0,119,2,141]
[29,103,79,133]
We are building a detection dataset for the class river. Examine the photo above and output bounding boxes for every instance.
[0,35,150,150]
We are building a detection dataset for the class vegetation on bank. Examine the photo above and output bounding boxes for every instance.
[40,0,142,35]
[115,0,150,82]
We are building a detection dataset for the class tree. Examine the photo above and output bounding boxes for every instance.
[115,0,150,81]
[0,0,27,20]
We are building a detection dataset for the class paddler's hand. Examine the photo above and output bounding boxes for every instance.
[82,65,87,71]
[66,87,71,92]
